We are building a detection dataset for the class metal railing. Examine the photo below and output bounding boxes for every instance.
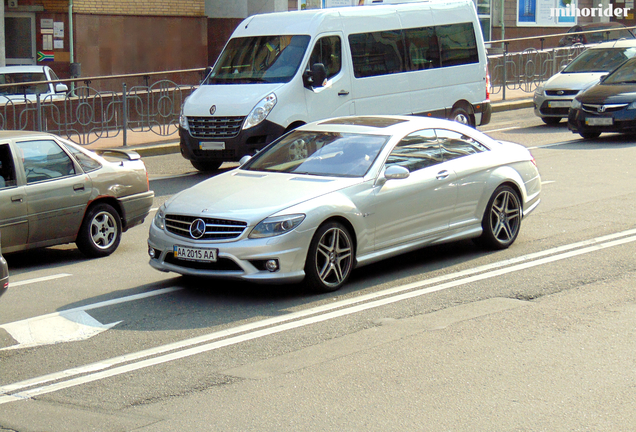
[2,27,635,147]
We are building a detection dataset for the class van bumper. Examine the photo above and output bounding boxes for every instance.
[179,120,286,163]
[474,100,492,126]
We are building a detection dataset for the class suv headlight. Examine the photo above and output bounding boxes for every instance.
[571,98,582,110]
[243,93,277,130]
[628,101,636,110]
[154,204,166,230]
[249,214,305,239]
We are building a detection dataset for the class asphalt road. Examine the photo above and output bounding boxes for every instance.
[1,108,636,431]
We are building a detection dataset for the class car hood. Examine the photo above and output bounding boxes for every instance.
[183,83,283,117]
[577,83,636,104]
[165,169,362,223]
[543,72,606,91]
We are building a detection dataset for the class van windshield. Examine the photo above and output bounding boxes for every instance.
[207,35,310,84]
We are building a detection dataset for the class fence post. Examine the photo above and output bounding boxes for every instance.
[122,83,128,147]
[36,93,43,131]
[502,42,508,101]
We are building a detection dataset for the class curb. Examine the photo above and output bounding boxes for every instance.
[492,99,533,113]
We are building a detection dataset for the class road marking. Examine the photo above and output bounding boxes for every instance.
[1,228,636,404]
[483,126,520,133]
[10,274,72,287]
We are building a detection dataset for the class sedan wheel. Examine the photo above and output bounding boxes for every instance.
[305,222,354,292]
[541,117,561,125]
[580,131,601,139]
[478,186,521,250]
[76,203,122,257]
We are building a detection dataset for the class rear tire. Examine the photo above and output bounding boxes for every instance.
[541,117,561,125]
[76,203,122,257]
[191,160,223,172]
[305,222,354,293]
[450,106,475,127]
[477,185,521,250]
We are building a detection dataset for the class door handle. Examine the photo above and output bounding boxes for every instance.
[73,184,85,191]
[11,196,23,203]
[436,171,450,180]
[338,90,349,96]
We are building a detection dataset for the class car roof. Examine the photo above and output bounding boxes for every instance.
[580,22,628,29]
[0,130,56,141]
[0,66,48,74]
[589,39,636,49]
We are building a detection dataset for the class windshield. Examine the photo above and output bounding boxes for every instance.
[207,35,310,84]
[586,27,634,44]
[0,72,49,95]
[243,130,390,177]
[564,47,636,73]
[603,58,636,84]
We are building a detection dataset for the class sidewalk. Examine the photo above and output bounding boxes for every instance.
[85,87,534,157]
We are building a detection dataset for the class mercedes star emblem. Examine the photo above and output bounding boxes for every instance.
[190,218,206,239]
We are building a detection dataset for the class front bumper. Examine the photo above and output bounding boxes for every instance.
[534,91,576,118]
[147,221,311,283]
[568,106,636,134]
[180,119,286,163]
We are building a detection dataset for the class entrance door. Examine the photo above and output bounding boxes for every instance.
[5,12,36,65]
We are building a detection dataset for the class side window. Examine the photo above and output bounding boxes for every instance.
[386,129,441,172]
[307,36,342,79]
[349,30,405,78]
[436,129,489,162]
[0,144,17,188]
[436,22,479,67]
[15,140,76,184]
[403,26,440,71]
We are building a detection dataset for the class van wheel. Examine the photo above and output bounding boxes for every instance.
[191,160,223,172]
[450,107,475,127]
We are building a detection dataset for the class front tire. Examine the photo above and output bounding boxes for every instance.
[541,117,561,125]
[305,222,354,293]
[580,131,601,139]
[191,160,223,172]
[478,185,521,250]
[76,203,122,257]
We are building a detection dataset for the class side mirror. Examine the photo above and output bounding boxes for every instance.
[55,83,68,93]
[239,155,252,166]
[599,74,608,83]
[384,165,410,180]
[303,63,327,88]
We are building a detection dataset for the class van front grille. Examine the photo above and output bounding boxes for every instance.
[188,116,245,139]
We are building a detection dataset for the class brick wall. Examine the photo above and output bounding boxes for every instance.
[73,0,205,16]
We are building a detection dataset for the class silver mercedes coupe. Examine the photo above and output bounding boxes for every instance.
[148,116,541,292]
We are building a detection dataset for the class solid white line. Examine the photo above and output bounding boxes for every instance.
[10,274,72,288]
[482,126,520,133]
[2,228,636,403]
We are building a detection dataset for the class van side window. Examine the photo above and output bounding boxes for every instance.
[436,129,488,162]
[403,26,440,70]
[436,23,479,67]
[386,129,441,172]
[308,36,342,79]
[349,30,405,78]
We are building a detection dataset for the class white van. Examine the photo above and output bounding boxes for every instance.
[179,0,492,171]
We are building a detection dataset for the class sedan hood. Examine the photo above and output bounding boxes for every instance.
[577,83,636,104]
[543,72,606,91]
[165,170,362,223]
[183,83,283,117]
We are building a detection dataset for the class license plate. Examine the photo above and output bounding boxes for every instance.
[585,117,613,126]
[199,141,226,150]
[548,101,571,108]
[173,245,218,262]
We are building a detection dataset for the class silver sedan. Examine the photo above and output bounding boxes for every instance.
[148,116,541,292]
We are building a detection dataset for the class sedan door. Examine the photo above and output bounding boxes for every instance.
[15,139,91,246]
[373,129,457,251]
[0,142,28,251]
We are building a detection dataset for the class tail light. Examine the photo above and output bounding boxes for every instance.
[485,65,491,101]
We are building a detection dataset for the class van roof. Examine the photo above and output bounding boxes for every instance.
[233,0,477,37]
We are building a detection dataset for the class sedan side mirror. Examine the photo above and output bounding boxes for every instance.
[239,155,252,166]
[55,83,68,93]
[384,165,410,180]
[599,74,608,83]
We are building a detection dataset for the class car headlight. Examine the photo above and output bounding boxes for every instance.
[243,93,277,130]
[249,214,305,239]
[179,104,189,130]
[628,101,636,110]
[571,98,582,109]
[534,86,543,98]
[154,204,166,230]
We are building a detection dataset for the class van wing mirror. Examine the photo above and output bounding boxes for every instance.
[303,63,327,89]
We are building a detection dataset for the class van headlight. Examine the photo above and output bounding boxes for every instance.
[154,204,166,230]
[249,214,305,238]
[243,93,277,130]
[179,97,190,130]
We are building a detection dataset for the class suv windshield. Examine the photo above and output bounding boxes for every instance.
[0,72,48,95]
[564,47,636,73]
[243,130,389,177]
[207,35,310,84]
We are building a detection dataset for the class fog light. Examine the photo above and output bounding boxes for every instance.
[148,247,156,258]
[265,259,279,272]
